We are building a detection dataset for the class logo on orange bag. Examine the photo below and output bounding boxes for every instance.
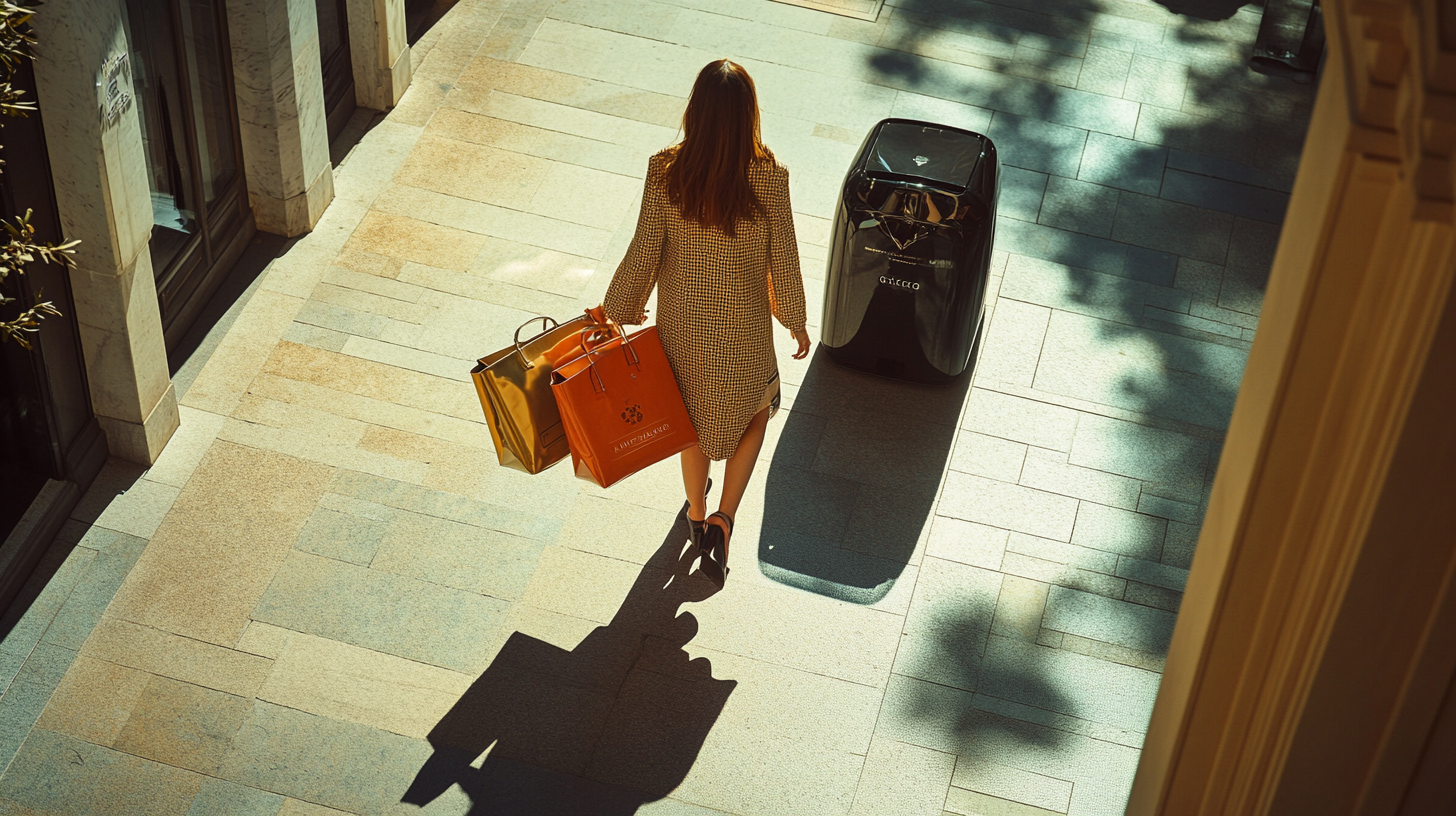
[613,423,670,454]
[621,403,644,425]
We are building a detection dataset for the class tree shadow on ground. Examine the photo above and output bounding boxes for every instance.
[872,0,1099,116]
[757,345,973,604]
[840,0,1316,791]
[891,606,1077,749]
[403,516,733,815]
[870,0,1316,474]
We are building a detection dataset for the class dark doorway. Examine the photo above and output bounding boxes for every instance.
[122,0,255,352]
[317,0,355,143]
[0,55,106,611]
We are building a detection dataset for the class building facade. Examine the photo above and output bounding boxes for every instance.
[0,0,413,608]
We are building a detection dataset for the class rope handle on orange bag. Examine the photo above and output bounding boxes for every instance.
[582,310,642,372]
[579,305,624,353]
[579,305,643,393]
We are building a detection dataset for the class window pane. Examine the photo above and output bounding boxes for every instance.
[122,0,196,275]
[177,0,238,206]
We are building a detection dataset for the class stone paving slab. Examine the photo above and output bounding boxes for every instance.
[0,541,101,694]
[1070,412,1211,498]
[875,673,1144,816]
[256,632,473,741]
[1037,309,1246,428]
[1020,447,1142,511]
[217,702,461,816]
[1079,130,1167,197]
[112,675,251,775]
[951,757,1074,813]
[0,0,1315,812]
[850,737,956,816]
[894,557,1002,691]
[186,778,287,816]
[1002,551,1128,601]
[962,388,1080,452]
[986,112,1089,178]
[1160,167,1290,223]
[1069,501,1169,561]
[104,441,333,649]
[32,655,149,747]
[941,472,1080,542]
[253,551,511,674]
[78,616,272,699]
[0,728,204,816]
[1041,175,1120,238]
[1042,585,1176,654]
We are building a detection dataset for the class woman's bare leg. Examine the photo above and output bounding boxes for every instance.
[717,407,771,520]
[681,446,711,522]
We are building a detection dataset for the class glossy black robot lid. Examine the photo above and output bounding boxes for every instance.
[865,122,984,191]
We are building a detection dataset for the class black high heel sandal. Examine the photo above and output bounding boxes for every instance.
[688,479,713,553]
[700,511,734,589]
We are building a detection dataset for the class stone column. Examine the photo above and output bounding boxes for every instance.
[226,0,335,237]
[30,0,179,465]
[347,0,411,111]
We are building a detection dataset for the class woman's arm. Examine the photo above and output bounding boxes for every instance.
[766,164,808,334]
[603,157,667,325]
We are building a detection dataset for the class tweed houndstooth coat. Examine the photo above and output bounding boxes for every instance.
[604,150,807,460]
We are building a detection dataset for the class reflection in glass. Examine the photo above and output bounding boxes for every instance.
[123,0,240,280]
[124,0,195,275]
[177,0,237,207]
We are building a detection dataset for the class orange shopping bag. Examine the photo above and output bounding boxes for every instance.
[550,323,699,487]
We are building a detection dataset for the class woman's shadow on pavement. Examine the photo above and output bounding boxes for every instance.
[402,518,734,815]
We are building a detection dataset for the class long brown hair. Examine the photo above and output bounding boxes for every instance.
[665,60,773,237]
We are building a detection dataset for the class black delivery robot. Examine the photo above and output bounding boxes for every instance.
[820,119,999,384]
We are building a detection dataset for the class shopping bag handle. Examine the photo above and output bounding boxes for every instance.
[513,316,560,368]
[579,305,624,353]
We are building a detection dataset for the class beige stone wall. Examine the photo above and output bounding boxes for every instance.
[1129,1,1456,812]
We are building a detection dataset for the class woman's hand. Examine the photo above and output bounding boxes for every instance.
[791,327,811,360]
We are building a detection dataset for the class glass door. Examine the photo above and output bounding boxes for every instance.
[123,0,252,350]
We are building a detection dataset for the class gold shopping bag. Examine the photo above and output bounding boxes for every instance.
[471,310,611,474]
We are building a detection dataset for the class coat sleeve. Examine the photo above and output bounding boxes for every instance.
[604,157,666,325]
[765,163,807,332]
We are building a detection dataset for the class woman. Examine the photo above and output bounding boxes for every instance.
[604,59,810,588]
